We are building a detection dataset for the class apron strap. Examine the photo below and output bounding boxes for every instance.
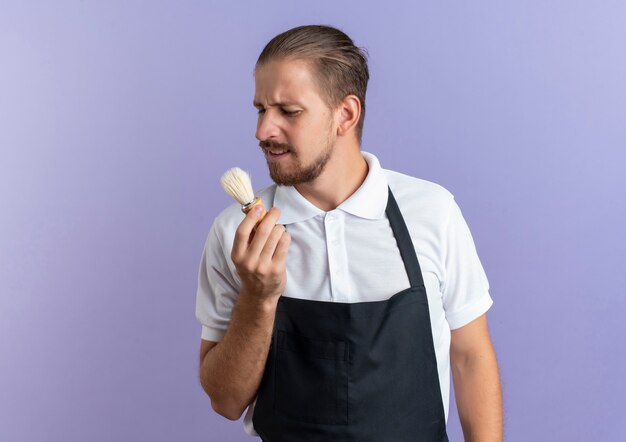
[385,187,425,288]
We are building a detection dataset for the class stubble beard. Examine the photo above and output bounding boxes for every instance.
[263,129,335,187]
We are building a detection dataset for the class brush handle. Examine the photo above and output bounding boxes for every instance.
[241,197,268,225]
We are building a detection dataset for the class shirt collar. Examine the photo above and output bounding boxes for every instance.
[274,151,389,225]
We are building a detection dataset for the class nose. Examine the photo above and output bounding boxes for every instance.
[255,111,281,141]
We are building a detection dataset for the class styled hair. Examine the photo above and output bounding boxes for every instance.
[256,25,370,144]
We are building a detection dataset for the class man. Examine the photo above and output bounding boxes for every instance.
[196,25,502,441]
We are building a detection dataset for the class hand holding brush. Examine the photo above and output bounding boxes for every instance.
[220,167,291,302]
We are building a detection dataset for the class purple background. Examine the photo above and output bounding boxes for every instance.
[1,1,625,441]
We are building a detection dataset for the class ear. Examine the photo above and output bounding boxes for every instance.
[335,95,361,137]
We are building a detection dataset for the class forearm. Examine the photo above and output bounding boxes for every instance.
[200,292,278,420]
[451,347,503,442]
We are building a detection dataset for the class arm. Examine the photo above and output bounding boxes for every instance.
[198,206,290,420]
[450,313,503,442]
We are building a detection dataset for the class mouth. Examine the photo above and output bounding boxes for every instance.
[264,148,291,160]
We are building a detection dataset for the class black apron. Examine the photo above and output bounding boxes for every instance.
[252,188,449,442]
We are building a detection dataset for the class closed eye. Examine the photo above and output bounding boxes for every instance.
[256,108,301,118]
[281,109,301,117]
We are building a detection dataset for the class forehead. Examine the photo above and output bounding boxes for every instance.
[253,58,324,107]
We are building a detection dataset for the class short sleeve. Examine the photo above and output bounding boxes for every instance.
[195,222,240,342]
[441,197,493,330]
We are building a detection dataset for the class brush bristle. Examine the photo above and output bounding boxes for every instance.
[220,167,255,205]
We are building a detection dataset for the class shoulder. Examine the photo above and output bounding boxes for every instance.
[383,169,454,222]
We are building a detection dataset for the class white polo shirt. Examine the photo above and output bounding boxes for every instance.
[195,151,493,436]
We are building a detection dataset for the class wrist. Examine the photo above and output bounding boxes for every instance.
[238,290,280,313]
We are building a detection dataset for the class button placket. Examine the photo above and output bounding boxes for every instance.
[324,212,350,302]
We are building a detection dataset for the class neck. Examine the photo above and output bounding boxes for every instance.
[294,143,368,212]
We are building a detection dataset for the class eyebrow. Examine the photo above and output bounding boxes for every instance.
[253,100,301,108]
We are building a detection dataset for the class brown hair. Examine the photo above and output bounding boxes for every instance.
[256,25,370,144]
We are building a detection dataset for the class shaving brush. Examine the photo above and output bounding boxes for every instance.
[220,167,268,219]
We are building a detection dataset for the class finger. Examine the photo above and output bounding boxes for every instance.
[258,224,286,264]
[232,205,267,261]
[247,207,281,258]
[272,230,291,265]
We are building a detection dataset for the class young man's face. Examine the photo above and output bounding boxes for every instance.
[254,58,338,186]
